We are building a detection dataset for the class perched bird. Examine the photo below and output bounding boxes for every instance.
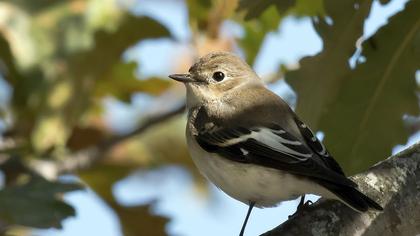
[169,52,382,236]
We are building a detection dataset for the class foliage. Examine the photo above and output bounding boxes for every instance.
[237,0,324,64]
[284,0,420,173]
[0,175,82,229]
[0,0,418,234]
[0,0,173,232]
[318,0,420,172]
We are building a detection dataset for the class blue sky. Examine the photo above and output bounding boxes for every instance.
[27,0,412,235]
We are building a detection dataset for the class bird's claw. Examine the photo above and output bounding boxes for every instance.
[288,200,313,219]
[298,200,313,211]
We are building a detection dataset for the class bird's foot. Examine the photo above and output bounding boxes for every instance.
[288,199,313,219]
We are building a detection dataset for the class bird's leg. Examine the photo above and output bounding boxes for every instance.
[289,195,313,218]
[297,195,306,210]
[297,195,313,210]
[239,201,255,236]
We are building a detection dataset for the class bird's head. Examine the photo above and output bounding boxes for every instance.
[169,52,261,108]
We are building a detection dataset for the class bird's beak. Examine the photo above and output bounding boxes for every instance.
[168,73,195,83]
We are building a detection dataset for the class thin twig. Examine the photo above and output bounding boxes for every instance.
[29,103,186,177]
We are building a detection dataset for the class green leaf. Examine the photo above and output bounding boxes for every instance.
[29,15,171,152]
[2,0,64,14]
[237,0,324,20]
[378,0,391,5]
[286,0,373,129]
[111,204,168,236]
[292,0,325,16]
[95,62,171,102]
[69,15,171,77]
[0,176,82,229]
[238,0,295,20]
[0,33,21,86]
[286,0,419,174]
[237,0,324,65]
[319,0,420,173]
[239,6,282,65]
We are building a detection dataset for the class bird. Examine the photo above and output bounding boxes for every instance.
[168,51,383,236]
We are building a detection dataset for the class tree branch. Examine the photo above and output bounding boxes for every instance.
[262,142,420,236]
[28,103,186,178]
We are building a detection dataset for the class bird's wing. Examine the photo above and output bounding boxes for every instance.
[293,117,346,176]
[195,124,356,188]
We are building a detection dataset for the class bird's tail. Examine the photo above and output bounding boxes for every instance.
[322,182,383,212]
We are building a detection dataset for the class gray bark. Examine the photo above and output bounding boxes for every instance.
[262,142,420,236]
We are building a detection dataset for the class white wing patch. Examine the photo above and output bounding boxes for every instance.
[302,124,329,157]
[272,130,301,145]
[216,128,312,160]
[317,141,328,156]
[240,148,249,155]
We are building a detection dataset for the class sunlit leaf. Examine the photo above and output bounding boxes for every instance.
[31,113,70,152]
[0,176,82,229]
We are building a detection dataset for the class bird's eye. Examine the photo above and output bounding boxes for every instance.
[212,71,225,82]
